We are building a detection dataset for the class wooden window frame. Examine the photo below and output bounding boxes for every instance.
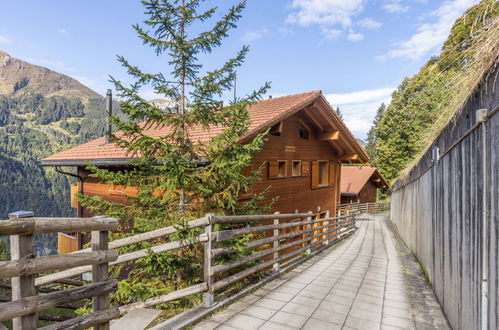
[318,160,329,187]
[269,160,288,179]
[298,120,311,140]
[277,160,287,178]
[291,160,302,177]
[311,160,334,189]
[269,121,283,136]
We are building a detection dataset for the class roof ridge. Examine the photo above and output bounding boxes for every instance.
[257,90,321,103]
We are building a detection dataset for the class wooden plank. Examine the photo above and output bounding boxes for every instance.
[210,213,310,224]
[92,231,110,330]
[74,217,209,253]
[0,280,118,322]
[0,250,118,278]
[35,234,208,286]
[38,308,120,330]
[317,131,340,141]
[9,211,37,330]
[0,217,117,236]
[110,308,161,330]
[203,215,214,307]
[118,283,207,315]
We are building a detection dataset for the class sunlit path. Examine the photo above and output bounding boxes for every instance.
[192,214,450,330]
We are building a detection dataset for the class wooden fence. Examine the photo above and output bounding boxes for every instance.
[0,211,119,330]
[390,59,499,330]
[0,203,392,329]
[337,202,390,214]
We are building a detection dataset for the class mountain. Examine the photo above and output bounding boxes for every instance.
[0,50,114,218]
[0,50,99,99]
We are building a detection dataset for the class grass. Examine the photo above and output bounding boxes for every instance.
[397,17,499,180]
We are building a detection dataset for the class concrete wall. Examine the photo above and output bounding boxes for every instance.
[390,60,499,330]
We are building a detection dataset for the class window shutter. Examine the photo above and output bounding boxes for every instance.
[269,161,278,178]
[311,161,319,188]
[329,161,336,186]
[302,161,310,176]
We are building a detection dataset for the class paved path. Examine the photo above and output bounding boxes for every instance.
[194,214,450,330]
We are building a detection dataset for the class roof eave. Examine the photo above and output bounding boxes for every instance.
[40,159,133,167]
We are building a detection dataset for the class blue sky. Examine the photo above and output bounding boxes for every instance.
[0,0,477,138]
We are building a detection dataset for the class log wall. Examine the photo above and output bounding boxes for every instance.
[390,60,499,330]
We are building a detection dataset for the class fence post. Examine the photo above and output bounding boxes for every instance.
[325,210,330,246]
[306,212,312,255]
[91,221,110,330]
[9,211,37,330]
[203,214,215,307]
[273,212,280,272]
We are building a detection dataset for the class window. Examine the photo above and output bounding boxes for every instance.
[269,122,283,136]
[298,121,310,140]
[269,160,287,178]
[311,160,333,188]
[292,160,302,176]
[318,161,329,186]
[277,161,287,177]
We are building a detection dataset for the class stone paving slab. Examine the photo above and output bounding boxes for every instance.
[193,214,450,330]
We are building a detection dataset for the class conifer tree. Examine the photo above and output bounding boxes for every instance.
[335,106,344,120]
[365,103,386,167]
[79,0,271,304]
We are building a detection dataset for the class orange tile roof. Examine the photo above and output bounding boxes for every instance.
[340,166,388,195]
[42,91,365,165]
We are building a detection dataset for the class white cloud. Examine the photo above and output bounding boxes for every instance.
[347,30,364,41]
[56,28,69,35]
[358,18,382,30]
[0,35,12,44]
[325,87,395,138]
[382,0,408,13]
[241,29,268,43]
[381,0,478,60]
[286,0,367,42]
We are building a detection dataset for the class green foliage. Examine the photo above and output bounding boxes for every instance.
[369,0,499,183]
[0,239,9,261]
[79,0,271,308]
[335,106,344,120]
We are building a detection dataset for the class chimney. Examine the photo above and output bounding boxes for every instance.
[269,95,272,99]
[105,89,112,144]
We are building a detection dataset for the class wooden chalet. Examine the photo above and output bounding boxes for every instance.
[339,166,388,204]
[42,91,368,249]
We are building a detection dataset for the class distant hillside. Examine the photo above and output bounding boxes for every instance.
[0,50,116,218]
[0,50,99,99]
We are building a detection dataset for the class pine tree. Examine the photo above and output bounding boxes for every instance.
[335,106,344,120]
[79,0,271,306]
[365,103,386,167]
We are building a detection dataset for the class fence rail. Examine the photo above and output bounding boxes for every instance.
[0,211,118,330]
[337,201,390,214]
[0,202,389,329]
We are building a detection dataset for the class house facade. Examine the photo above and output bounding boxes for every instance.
[42,91,368,224]
[339,166,388,204]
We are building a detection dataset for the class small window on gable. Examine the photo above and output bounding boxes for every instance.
[269,122,283,136]
[298,121,310,140]
[292,160,302,177]
[277,161,287,177]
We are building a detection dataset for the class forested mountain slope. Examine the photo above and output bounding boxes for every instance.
[367,0,499,183]
[0,50,114,218]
